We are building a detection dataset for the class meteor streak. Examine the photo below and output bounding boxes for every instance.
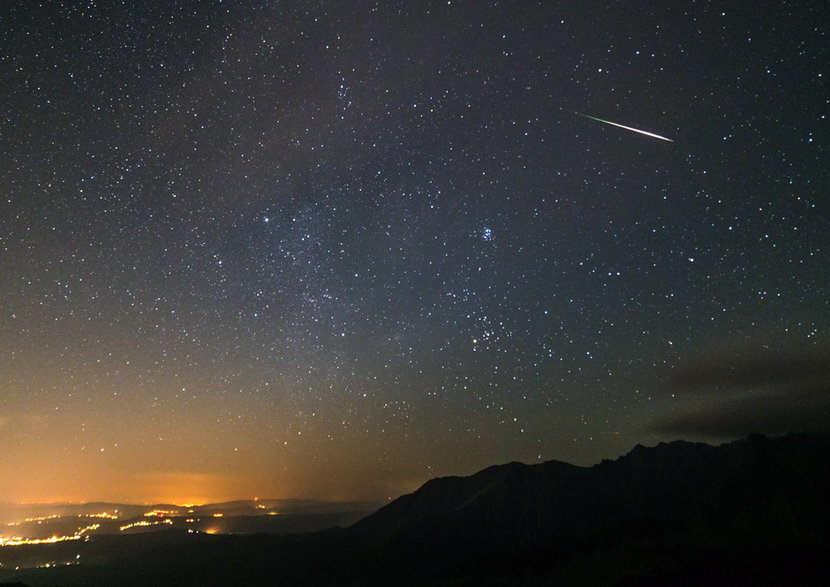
[577,113,674,142]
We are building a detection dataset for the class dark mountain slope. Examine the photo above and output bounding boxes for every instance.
[354,433,830,554]
[345,432,830,584]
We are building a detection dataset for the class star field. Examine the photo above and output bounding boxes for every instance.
[1,1,827,503]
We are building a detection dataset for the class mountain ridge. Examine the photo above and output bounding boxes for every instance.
[352,432,830,554]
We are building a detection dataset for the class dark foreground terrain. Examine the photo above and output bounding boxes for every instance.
[2,432,829,586]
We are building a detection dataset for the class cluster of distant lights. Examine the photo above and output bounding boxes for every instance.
[0,524,99,547]
[1,512,123,547]
[1,503,280,547]
[118,519,173,532]
[143,509,183,517]
[0,559,81,571]
[7,513,119,526]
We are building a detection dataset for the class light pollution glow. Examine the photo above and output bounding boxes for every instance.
[0,418,435,504]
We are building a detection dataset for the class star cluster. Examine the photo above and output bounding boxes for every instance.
[0,1,827,503]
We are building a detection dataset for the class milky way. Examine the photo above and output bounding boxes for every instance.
[1,1,827,503]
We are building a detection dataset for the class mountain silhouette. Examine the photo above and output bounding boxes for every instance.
[3,433,830,585]
[355,432,830,552]
[344,432,830,584]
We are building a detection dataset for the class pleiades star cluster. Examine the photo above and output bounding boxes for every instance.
[1,1,827,503]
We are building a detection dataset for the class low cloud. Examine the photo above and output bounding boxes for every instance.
[650,345,830,438]
[667,348,830,391]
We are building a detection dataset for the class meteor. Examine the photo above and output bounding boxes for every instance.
[577,113,674,143]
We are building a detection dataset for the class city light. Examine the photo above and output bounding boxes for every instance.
[119,519,173,532]
[143,509,179,517]
[0,524,100,547]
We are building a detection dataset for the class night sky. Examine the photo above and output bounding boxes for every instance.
[1,1,828,505]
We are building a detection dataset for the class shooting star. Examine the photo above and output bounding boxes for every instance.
[577,113,674,143]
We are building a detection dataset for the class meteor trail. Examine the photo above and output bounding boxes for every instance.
[577,113,674,143]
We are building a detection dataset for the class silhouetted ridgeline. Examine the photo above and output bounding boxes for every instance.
[353,432,830,552]
[3,432,830,586]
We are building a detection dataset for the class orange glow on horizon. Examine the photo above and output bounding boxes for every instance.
[0,435,428,506]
